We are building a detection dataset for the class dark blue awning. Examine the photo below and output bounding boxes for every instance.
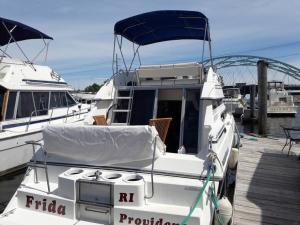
[114,10,210,46]
[0,17,53,46]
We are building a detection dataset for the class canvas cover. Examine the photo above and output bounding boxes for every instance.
[43,125,165,165]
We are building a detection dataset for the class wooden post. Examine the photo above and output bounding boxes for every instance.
[250,85,256,119]
[257,60,268,136]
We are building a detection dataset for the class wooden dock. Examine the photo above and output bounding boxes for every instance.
[232,136,300,225]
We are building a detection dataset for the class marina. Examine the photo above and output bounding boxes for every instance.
[1,1,300,225]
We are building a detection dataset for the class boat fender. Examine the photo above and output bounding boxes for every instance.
[233,133,239,148]
[214,197,232,225]
[228,148,239,169]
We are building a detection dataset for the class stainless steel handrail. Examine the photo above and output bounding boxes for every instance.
[26,108,48,132]
[26,105,91,131]
[25,140,50,193]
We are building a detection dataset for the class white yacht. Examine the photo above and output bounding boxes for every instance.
[0,17,91,175]
[223,88,246,117]
[267,81,297,116]
[1,11,239,225]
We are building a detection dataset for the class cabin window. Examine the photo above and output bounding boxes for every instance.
[157,89,182,153]
[279,97,287,103]
[66,92,77,106]
[33,92,49,116]
[5,91,17,120]
[183,89,200,154]
[17,92,35,118]
[50,92,68,108]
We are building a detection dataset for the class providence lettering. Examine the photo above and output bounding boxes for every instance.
[119,213,182,225]
[25,195,66,215]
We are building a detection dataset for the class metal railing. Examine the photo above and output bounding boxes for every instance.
[25,140,50,193]
[26,108,49,132]
[26,104,92,132]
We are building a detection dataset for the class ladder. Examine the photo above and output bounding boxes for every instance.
[110,87,134,125]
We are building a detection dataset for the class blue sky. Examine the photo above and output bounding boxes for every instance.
[1,0,300,89]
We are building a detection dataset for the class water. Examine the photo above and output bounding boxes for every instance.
[0,168,26,213]
[237,104,300,138]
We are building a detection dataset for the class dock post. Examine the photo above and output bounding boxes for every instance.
[257,60,268,136]
[250,84,256,119]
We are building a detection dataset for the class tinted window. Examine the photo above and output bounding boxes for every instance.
[33,92,49,116]
[60,92,68,107]
[66,92,76,106]
[50,92,68,108]
[5,91,17,120]
[17,92,35,118]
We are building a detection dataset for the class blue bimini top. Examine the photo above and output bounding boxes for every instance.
[0,17,53,46]
[114,10,210,46]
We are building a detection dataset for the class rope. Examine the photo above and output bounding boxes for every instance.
[179,167,213,225]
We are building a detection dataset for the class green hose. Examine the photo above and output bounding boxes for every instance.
[210,187,225,225]
[179,168,213,225]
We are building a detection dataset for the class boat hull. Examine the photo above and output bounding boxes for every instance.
[0,131,42,176]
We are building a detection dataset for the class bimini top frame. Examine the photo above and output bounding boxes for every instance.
[0,17,53,66]
[112,10,213,76]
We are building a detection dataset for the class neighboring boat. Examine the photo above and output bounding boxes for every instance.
[223,87,246,117]
[0,17,91,175]
[267,81,297,116]
[1,11,239,225]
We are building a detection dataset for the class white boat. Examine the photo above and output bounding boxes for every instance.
[0,17,91,175]
[1,11,239,225]
[223,88,246,117]
[267,81,297,116]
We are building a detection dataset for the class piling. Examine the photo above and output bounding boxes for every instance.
[250,84,256,119]
[257,60,268,136]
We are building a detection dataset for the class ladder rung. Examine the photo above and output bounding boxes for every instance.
[113,109,131,113]
[116,96,132,100]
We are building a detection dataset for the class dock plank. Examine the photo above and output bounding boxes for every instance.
[232,137,300,225]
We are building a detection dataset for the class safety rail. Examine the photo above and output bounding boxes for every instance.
[26,104,91,132]
[26,108,49,132]
[25,140,51,193]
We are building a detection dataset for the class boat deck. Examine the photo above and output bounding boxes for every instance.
[232,136,300,225]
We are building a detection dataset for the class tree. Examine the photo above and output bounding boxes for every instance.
[84,83,102,93]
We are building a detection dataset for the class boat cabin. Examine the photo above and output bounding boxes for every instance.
[94,62,225,155]
[0,57,77,123]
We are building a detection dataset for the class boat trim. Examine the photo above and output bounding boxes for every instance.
[22,79,68,85]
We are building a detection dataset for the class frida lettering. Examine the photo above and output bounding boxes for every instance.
[26,195,66,215]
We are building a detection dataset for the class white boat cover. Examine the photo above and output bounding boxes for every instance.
[42,125,165,165]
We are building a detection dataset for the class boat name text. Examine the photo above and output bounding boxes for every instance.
[25,195,66,215]
[119,213,184,225]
